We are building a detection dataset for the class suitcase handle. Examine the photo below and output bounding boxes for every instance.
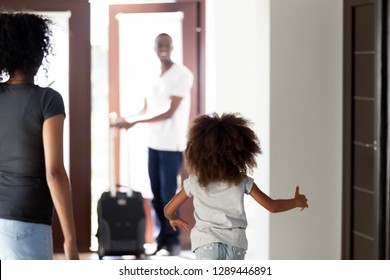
[109,112,134,197]
[109,113,117,197]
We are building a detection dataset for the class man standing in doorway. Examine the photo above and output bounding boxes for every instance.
[115,33,193,256]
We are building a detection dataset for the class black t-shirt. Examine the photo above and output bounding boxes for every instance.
[0,83,65,225]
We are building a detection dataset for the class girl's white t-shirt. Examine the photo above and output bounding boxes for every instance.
[183,175,254,252]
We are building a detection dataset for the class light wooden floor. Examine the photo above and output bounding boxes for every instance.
[53,250,195,260]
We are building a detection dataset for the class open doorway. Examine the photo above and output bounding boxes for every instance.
[90,0,204,252]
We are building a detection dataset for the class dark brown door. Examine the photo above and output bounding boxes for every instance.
[108,1,204,250]
[343,0,389,259]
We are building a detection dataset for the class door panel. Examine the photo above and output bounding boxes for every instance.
[353,4,375,51]
[354,101,375,142]
[352,234,374,259]
[343,0,389,260]
[353,55,375,98]
[353,190,375,236]
[353,146,375,189]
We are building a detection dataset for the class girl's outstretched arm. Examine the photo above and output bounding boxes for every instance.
[249,183,308,213]
[164,187,190,231]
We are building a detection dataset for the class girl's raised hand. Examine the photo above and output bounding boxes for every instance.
[295,186,308,211]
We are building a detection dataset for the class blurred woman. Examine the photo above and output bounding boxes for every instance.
[0,11,79,260]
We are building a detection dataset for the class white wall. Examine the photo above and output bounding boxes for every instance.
[206,0,270,259]
[206,0,343,259]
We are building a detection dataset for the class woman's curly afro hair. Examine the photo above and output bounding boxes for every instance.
[0,10,53,81]
[184,112,262,187]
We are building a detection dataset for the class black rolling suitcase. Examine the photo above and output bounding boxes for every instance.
[97,187,145,259]
[96,123,145,259]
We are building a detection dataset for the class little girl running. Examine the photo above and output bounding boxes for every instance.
[164,112,308,260]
